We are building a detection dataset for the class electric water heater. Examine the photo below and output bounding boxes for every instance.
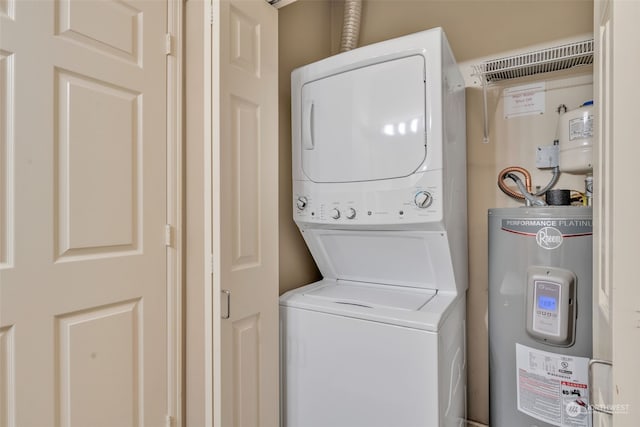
[489,207,592,427]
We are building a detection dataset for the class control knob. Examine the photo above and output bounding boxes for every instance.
[414,191,433,209]
[296,196,308,210]
[331,208,341,219]
[346,208,356,219]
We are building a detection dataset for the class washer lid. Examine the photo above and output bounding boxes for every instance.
[300,229,456,291]
[280,279,459,332]
[303,280,435,311]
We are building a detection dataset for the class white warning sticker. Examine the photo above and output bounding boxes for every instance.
[569,114,594,141]
[516,343,591,427]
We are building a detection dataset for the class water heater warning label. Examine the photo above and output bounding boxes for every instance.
[516,344,591,427]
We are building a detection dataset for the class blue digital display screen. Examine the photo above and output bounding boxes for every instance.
[538,295,557,311]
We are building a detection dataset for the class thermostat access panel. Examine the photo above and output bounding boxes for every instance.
[525,266,576,347]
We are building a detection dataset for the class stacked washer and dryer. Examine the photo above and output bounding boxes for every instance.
[280,29,468,427]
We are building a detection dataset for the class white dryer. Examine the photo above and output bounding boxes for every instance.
[281,28,468,427]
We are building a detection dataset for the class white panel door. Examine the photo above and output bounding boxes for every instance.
[211,0,279,426]
[593,0,640,426]
[0,1,171,426]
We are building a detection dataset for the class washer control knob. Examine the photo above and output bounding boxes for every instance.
[331,208,341,219]
[346,208,356,219]
[414,191,433,209]
[296,196,308,210]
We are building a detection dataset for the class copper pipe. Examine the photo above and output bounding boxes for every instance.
[497,166,533,201]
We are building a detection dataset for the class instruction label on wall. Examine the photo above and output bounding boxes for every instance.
[504,83,546,118]
[516,343,591,427]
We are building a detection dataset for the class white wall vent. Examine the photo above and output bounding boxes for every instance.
[473,39,593,84]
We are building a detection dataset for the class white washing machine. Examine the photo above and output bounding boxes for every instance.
[281,28,468,427]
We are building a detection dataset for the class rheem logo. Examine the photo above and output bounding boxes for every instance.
[536,226,563,250]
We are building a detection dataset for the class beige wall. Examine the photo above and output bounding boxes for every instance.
[329,0,593,61]
[278,1,593,425]
[278,0,333,294]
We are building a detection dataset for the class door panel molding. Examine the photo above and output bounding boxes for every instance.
[229,94,261,270]
[0,50,14,269]
[55,0,142,65]
[0,325,15,427]
[232,314,261,427]
[54,68,142,260]
[56,299,142,427]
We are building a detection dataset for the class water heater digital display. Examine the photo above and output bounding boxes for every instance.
[525,266,577,346]
[537,295,557,311]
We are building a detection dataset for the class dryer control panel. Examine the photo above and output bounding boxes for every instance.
[293,171,444,227]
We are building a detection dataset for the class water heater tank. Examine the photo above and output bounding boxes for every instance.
[559,101,593,174]
[489,207,593,427]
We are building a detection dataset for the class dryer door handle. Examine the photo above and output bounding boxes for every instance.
[302,100,315,150]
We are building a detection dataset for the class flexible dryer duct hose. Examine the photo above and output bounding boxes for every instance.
[340,0,362,52]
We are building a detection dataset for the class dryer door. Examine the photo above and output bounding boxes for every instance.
[300,55,427,183]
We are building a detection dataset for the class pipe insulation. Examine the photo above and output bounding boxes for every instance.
[340,0,362,52]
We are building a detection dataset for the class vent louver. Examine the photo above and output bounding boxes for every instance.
[473,39,594,84]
